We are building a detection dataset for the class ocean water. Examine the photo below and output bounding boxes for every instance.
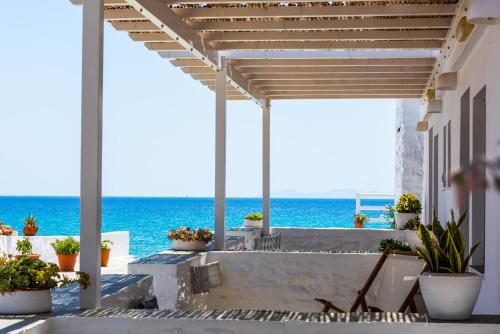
[0,196,393,258]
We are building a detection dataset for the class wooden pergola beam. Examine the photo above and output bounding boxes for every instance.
[270,94,421,99]
[145,42,185,51]
[256,85,426,91]
[201,79,429,86]
[201,30,448,42]
[188,17,453,32]
[191,72,431,80]
[172,4,457,19]
[228,58,436,67]
[129,32,174,42]
[265,89,423,95]
[181,65,432,74]
[212,40,444,50]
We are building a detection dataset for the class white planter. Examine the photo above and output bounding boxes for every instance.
[418,272,483,320]
[394,212,419,229]
[0,289,52,314]
[244,219,263,228]
[171,239,206,251]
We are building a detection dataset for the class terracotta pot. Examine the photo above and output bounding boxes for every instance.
[23,225,38,236]
[101,248,111,267]
[354,219,364,228]
[56,253,78,271]
[15,254,41,261]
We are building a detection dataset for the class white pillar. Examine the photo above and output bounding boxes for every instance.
[214,57,227,250]
[262,100,271,234]
[80,0,104,309]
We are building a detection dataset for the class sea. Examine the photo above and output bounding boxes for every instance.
[0,196,393,258]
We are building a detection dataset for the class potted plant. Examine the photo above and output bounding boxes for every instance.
[354,213,368,228]
[51,237,80,271]
[101,240,113,267]
[23,214,38,236]
[168,227,213,251]
[417,210,482,320]
[243,212,263,228]
[0,221,13,236]
[378,238,411,252]
[0,255,90,314]
[394,193,422,229]
[15,237,40,261]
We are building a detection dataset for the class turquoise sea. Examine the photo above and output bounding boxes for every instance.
[0,197,393,258]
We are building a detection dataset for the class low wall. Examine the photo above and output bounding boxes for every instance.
[271,227,421,252]
[206,251,382,312]
[0,231,129,263]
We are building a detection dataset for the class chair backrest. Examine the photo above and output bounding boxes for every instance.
[372,252,425,311]
[254,233,281,251]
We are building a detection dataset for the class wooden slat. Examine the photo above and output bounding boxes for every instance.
[188,17,453,32]
[129,32,174,42]
[212,40,444,50]
[233,66,433,74]
[111,21,158,32]
[264,89,423,95]
[192,72,431,80]
[270,94,421,99]
[228,58,436,67]
[172,4,457,19]
[202,30,448,42]
[144,42,186,51]
[104,8,144,20]
[257,85,426,91]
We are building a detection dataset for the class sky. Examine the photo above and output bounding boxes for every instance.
[0,1,396,198]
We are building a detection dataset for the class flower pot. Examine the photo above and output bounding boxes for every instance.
[15,254,41,261]
[171,239,206,251]
[56,253,78,271]
[0,289,52,314]
[394,212,419,229]
[23,225,38,236]
[101,248,111,267]
[418,272,483,320]
[354,219,364,228]
[244,219,263,228]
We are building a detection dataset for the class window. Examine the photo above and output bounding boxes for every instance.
[442,125,447,189]
[460,89,470,245]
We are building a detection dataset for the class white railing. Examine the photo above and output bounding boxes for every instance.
[355,193,394,223]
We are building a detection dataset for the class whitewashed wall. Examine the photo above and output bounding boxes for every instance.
[395,99,425,201]
[0,231,129,263]
[271,227,421,252]
[424,23,500,314]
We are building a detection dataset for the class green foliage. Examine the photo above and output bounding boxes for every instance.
[383,205,396,229]
[51,237,80,255]
[395,193,422,214]
[354,213,369,223]
[24,214,37,227]
[16,237,33,255]
[416,210,478,273]
[0,256,90,293]
[101,240,114,250]
[244,213,263,221]
[379,238,412,252]
[404,215,421,231]
[167,227,213,243]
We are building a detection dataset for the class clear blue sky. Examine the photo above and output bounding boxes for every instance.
[0,1,396,198]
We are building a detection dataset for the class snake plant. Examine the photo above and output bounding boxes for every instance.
[417,210,478,273]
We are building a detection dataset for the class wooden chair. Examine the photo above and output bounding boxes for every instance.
[315,248,427,313]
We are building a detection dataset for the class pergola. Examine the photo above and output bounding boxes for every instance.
[71,0,464,308]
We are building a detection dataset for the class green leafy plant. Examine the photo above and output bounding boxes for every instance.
[383,205,396,229]
[417,210,478,273]
[24,214,37,227]
[404,215,421,231]
[167,227,213,244]
[51,237,80,255]
[16,237,33,255]
[0,256,90,293]
[379,238,412,252]
[244,213,263,221]
[101,240,113,250]
[354,213,369,223]
[395,193,422,214]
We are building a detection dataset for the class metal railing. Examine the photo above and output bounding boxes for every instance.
[355,193,394,224]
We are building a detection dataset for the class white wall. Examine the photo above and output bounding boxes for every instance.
[272,227,421,252]
[0,231,129,263]
[424,23,500,314]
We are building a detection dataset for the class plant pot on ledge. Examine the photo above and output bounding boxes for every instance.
[172,239,206,251]
[394,212,419,229]
[51,237,80,272]
[168,227,213,251]
[243,213,263,228]
[101,240,114,267]
[23,214,39,236]
[56,253,78,272]
[0,289,52,314]
[395,193,422,229]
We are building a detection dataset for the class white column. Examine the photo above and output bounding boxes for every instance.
[80,0,104,309]
[262,100,271,234]
[214,57,227,250]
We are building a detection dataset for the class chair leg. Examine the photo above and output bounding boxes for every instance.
[314,298,345,313]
